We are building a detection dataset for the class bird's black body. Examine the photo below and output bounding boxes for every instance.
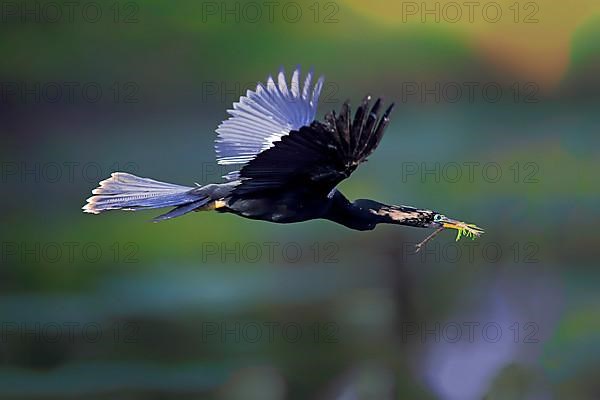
[219,188,434,231]
[182,187,435,239]
[83,67,483,242]
[223,187,333,223]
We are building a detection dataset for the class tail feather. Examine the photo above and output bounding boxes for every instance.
[152,198,211,222]
[83,172,203,216]
[91,172,192,195]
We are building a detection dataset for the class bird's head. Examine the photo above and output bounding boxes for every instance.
[355,200,484,241]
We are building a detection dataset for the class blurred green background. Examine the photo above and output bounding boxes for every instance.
[1,0,599,398]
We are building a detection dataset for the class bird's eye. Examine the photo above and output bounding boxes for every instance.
[434,214,444,222]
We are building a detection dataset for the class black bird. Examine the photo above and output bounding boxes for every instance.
[83,67,483,248]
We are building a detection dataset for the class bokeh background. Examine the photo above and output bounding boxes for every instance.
[1,0,599,398]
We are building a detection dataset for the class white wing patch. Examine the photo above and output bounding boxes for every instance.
[215,67,324,168]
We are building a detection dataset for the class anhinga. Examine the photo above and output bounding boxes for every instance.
[83,67,483,249]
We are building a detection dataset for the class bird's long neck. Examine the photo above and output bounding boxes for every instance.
[324,191,434,231]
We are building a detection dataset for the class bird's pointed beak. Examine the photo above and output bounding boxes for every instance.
[415,215,484,252]
[440,216,485,241]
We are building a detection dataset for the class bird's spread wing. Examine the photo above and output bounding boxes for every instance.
[231,96,395,196]
[215,67,324,171]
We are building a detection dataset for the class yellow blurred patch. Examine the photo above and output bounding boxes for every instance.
[340,0,600,89]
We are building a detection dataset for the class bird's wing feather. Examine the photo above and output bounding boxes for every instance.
[232,97,394,196]
[215,67,324,169]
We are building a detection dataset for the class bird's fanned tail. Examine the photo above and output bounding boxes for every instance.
[82,173,210,221]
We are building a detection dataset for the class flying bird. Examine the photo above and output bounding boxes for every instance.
[83,67,483,249]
